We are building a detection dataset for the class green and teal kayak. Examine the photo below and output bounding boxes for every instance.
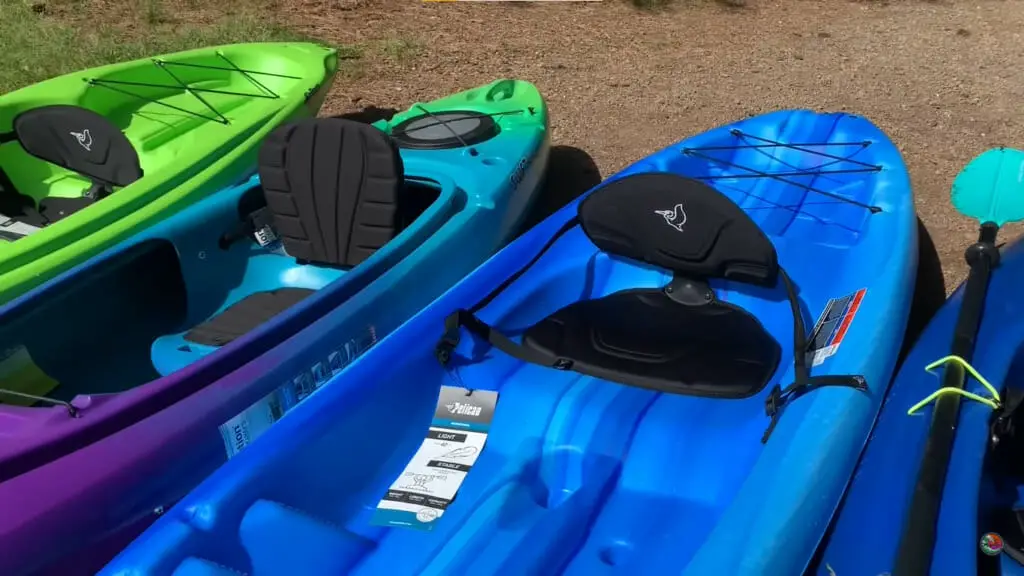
[0,42,339,304]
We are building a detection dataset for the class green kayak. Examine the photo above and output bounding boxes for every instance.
[0,42,339,304]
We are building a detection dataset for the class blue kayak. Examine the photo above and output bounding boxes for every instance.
[813,236,1024,573]
[102,109,916,576]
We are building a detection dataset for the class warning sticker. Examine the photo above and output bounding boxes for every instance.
[370,386,498,531]
[806,288,867,367]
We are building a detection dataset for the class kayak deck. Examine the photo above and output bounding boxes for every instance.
[0,46,319,226]
[105,110,916,576]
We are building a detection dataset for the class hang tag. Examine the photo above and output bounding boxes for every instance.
[370,386,499,531]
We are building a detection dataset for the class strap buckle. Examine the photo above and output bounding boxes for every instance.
[761,375,868,443]
[435,310,467,365]
[764,384,784,419]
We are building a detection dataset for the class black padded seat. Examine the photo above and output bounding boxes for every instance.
[184,288,315,347]
[521,173,784,396]
[13,105,142,188]
[187,118,407,348]
[436,172,868,442]
[576,173,779,285]
[258,116,406,268]
[0,104,143,226]
[522,288,781,398]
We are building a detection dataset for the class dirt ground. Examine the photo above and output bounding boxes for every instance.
[280,0,1024,297]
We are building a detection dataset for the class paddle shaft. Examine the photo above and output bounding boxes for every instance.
[894,221,1000,576]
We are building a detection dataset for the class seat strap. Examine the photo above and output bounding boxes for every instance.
[469,216,581,314]
[82,181,111,202]
[435,216,580,365]
[760,268,868,443]
[762,374,868,442]
[436,309,575,369]
[219,212,261,250]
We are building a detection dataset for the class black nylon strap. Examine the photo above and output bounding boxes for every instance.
[762,374,869,442]
[760,268,868,442]
[469,216,580,314]
[436,309,573,369]
[780,269,810,387]
[435,215,581,364]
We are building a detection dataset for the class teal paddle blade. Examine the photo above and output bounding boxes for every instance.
[952,147,1024,226]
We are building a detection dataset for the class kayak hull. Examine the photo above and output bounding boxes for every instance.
[102,110,916,576]
[0,79,550,575]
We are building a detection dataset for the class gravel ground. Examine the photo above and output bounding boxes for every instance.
[287,0,1024,296]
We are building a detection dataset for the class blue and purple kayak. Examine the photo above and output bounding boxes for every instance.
[0,79,550,576]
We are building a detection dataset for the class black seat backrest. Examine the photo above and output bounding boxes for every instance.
[257,117,406,268]
[577,172,779,286]
[517,172,784,398]
[12,105,142,187]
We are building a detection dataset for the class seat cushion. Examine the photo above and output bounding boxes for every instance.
[183,288,315,347]
[257,118,405,268]
[521,288,781,398]
[13,104,142,187]
[578,173,779,286]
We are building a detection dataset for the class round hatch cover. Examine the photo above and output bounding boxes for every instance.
[390,110,498,150]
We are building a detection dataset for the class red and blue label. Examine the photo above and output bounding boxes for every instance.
[806,288,867,367]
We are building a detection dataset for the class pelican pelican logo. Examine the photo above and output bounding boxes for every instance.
[69,129,93,152]
[655,203,687,232]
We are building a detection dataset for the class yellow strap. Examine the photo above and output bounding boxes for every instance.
[907,355,1001,415]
